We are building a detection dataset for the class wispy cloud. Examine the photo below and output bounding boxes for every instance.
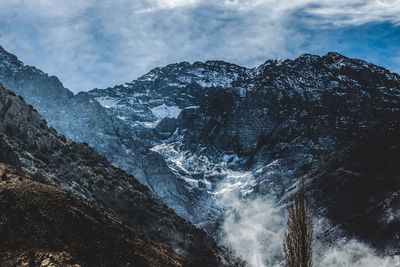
[0,0,399,92]
[302,0,400,27]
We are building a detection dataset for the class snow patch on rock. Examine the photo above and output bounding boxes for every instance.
[95,97,119,109]
[151,104,181,119]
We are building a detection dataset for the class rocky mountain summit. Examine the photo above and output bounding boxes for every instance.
[1,44,400,261]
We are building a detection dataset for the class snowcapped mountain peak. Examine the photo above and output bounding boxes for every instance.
[325,51,346,60]
[132,59,249,90]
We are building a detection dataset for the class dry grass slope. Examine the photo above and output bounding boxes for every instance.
[0,163,186,267]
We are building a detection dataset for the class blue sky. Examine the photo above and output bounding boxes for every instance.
[0,0,399,93]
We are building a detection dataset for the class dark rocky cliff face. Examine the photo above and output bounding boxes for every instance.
[1,44,400,260]
[309,123,400,254]
[0,84,243,267]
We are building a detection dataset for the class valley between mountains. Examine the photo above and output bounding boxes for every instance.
[0,45,400,266]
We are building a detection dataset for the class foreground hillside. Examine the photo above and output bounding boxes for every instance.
[0,163,185,267]
[0,84,243,266]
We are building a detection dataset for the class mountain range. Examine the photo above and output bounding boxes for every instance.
[0,45,399,265]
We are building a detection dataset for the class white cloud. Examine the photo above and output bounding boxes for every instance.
[316,239,400,267]
[304,0,400,27]
[222,197,286,267]
[0,0,399,92]
[141,0,199,11]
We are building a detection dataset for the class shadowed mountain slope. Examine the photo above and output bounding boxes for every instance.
[308,123,400,254]
[0,84,243,267]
